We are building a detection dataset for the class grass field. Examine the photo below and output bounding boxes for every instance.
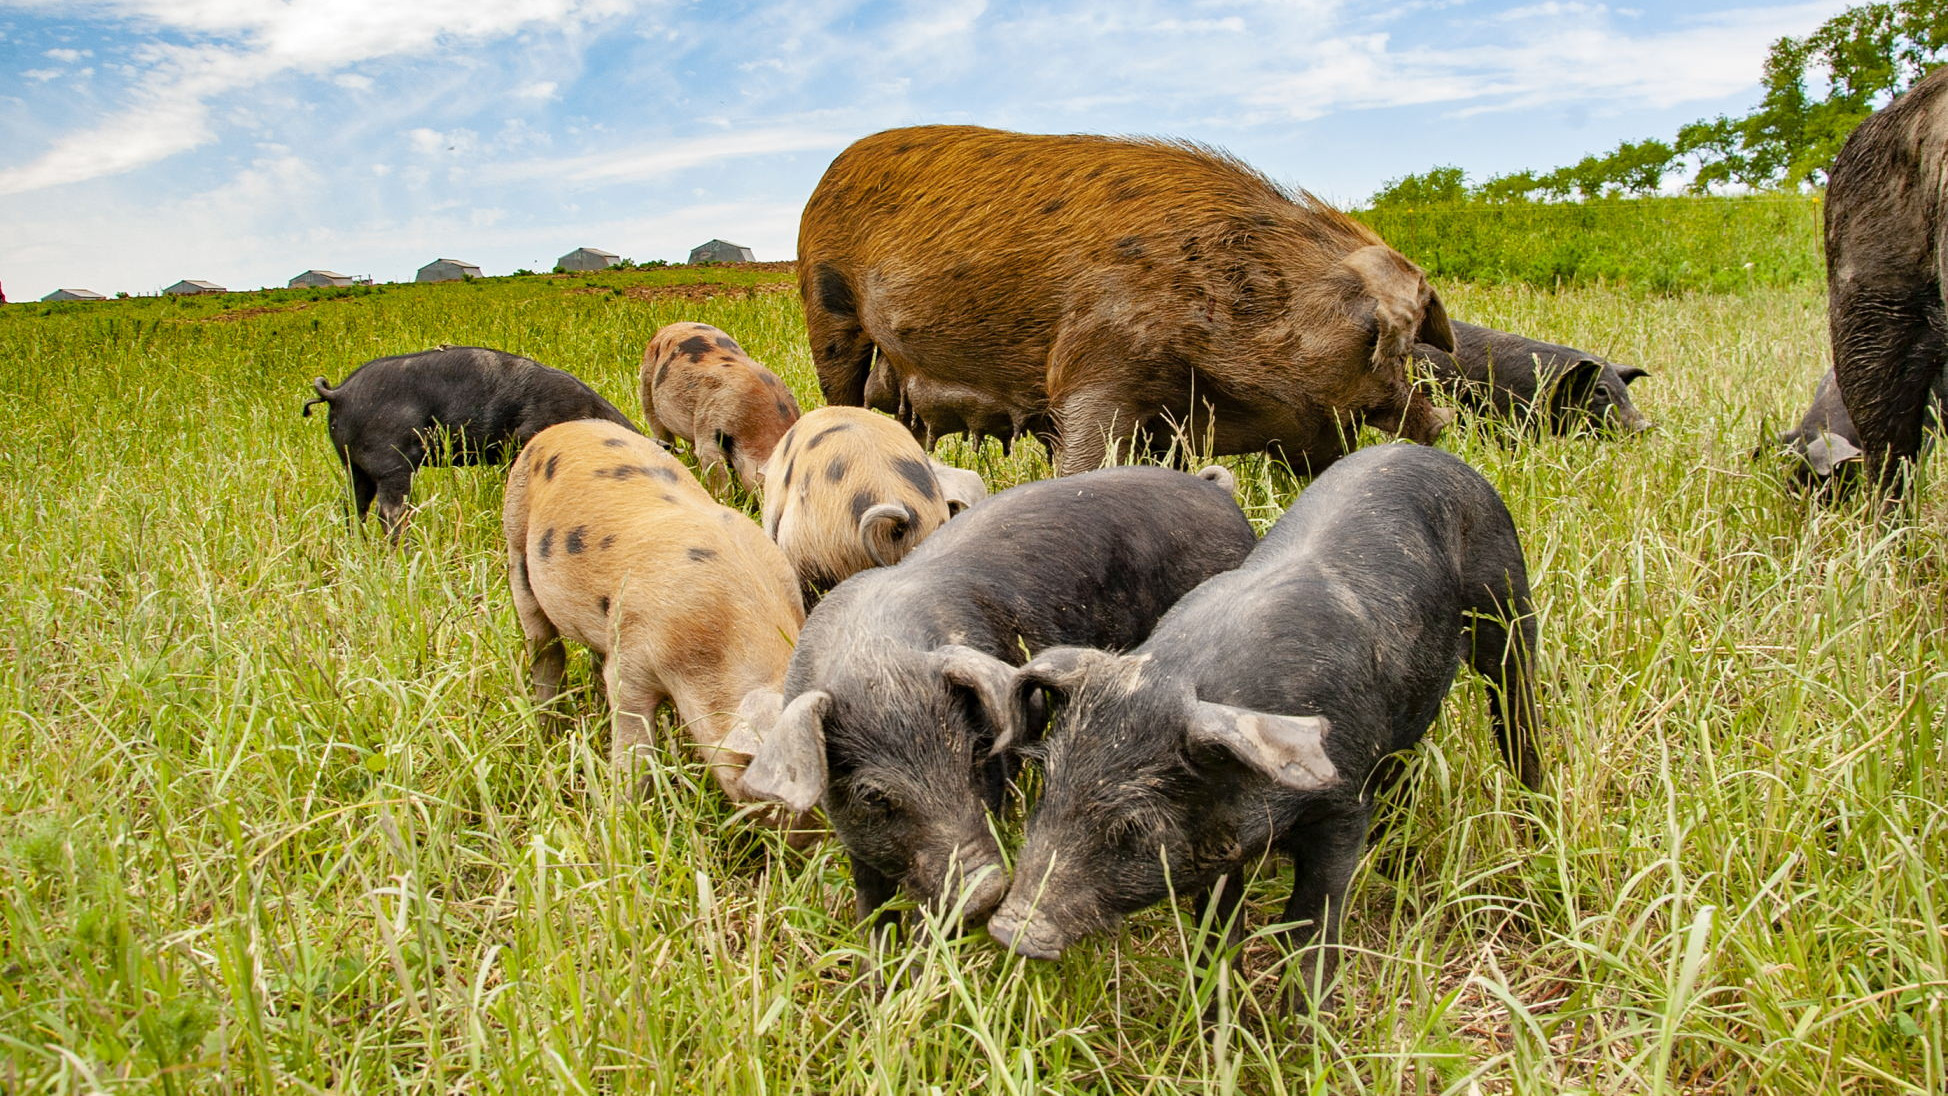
[1354,195,1827,294]
[0,267,1943,1093]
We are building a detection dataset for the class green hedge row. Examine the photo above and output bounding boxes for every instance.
[1352,195,1826,294]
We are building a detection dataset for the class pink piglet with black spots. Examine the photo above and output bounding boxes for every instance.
[759,406,987,604]
[505,417,816,844]
[640,321,802,496]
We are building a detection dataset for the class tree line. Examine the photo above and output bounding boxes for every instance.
[1369,0,1948,207]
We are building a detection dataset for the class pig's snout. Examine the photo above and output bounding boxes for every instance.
[987,908,1066,960]
[1417,403,1457,442]
[918,841,1008,927]
[950,859,1007,926]
[987,854,1079,960]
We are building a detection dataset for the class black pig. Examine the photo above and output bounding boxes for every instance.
[730,465,1258,935]
[1768,367,1944,489]
[1768,369,1866,485]
[303,345,637,539]
[1415,320,1649,435]
[987,444,1540,1008]
[1826,65,1948,492]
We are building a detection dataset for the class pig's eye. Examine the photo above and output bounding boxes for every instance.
[853,786,894,815]
[1104,814,1147,845]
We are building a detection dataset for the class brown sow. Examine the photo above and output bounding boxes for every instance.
[798,124,1455,475]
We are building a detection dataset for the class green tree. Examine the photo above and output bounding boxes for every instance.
[1680,0,1948,189]
[1474,169,1544,203]
[1606,138,1679,195]
[1368,164,1470,208]
[1366,0,1948,206]
[1367,137,1675,207]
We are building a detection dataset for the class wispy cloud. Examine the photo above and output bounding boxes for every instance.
[0,0,645,196]
[487,127,854,186]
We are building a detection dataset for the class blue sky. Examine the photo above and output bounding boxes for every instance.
[0,0,1850,300]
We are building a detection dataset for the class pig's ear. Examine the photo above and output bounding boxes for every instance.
[1545,358,1605,417]
[858,502,916,567]
[1015,646,1111,692]
[1340,245,1439,367]
[994,647,1113,756]
[935,645,1026,755]
[1614,363,1648,385]
[1417,288,1456,353]
[1185,701,1338,792]
[740,690,830,814]
[1806,430,1864,477]
[719,689,781,758]
[1195,464,1237,494]
[929,460,988,517]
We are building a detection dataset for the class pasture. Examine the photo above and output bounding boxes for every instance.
[0,265,1942,1093]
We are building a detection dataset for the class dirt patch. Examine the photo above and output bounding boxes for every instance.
[700,260,797,272]
[567,282,797,303]
[180,304,314,323]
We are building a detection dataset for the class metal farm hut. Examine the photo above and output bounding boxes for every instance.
[687,239,755,264]
[557,247,621,272]
[416,259,482,283]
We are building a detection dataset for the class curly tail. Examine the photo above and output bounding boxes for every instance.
[302,376,336,417]
[857,501,916,568]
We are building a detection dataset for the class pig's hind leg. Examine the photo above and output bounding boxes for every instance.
[1047,385,1157,475]
[371,473,414,542]
[507,566,567,720]
[513,584,567,717]
[504,458,566,719]
[348,462,378,527]
[603,654,669,785]
[1045,329,1166,475]
[804,264,877,408]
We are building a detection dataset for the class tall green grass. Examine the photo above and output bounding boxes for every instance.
[0,270,1942,1092]
[1354,195,1827,294]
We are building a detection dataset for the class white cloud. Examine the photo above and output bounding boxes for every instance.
[488,126,851,185]
[44,48,92,62]
[191,153,323,211]
[406,126,450,153]
[1432,2,1852,114]
[0,96,213,194]
[0,0,649,196]
[21,68,60,81]
[334,72,374,91]
[1495,1,1610,21]
[516,80,559,99]
[1148,17,1246,32]
[885,0,987,55]
[1207,0,1853,122]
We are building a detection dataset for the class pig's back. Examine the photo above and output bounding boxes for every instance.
[815,465,1257,655]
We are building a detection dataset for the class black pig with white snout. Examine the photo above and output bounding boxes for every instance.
[987,445,1541,1010]
[731,466,1258,936]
